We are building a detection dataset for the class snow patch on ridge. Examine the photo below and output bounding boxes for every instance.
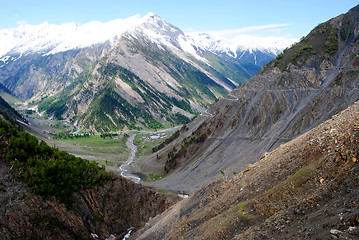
[188,32,298,58]
[177,35,210,64]
[0,55,10,63]
[128,14,211,65]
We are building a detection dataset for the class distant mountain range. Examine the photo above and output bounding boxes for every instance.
[188,31,296,65]
[0,13,296,64]
[0,13,295,131]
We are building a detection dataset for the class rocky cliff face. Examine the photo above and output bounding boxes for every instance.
[0,160,176,239]
[132,96,359,240]
[143,4,359,193]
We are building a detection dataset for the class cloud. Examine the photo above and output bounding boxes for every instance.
[190,23,294,39]
[17,20,28,26]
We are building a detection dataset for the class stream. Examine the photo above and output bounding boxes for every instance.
[119,134,141,183]
[118,126,182,183]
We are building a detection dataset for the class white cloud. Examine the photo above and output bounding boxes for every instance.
[16,20,28,26]
[189,23,294,39]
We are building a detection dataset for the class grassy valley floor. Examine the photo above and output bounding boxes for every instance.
[19,110,180,178]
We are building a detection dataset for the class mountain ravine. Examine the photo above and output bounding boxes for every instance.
[2,5,359,240]
[0,108,177,239]
[138,4,359,194]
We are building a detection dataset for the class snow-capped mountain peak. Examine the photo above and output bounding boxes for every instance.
[0,12,208,66]
[0,13,159,57]
[126,13,209,63]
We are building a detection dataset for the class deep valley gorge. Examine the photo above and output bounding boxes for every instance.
[1,3,359,240]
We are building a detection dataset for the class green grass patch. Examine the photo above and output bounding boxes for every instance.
[254,163,318,216]
[155,189,177,197]
[0,92,23,105]
[148,173,163,181]
[233,201,256,220]
[264,165,311,198]
[56,134,128,154]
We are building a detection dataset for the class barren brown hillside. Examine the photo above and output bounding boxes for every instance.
[132,99,359,239]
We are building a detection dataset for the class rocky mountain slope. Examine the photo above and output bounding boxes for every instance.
[0,13,288,132]
[141,4,359,193]
[132,93,359,240]
[0,96,24,123]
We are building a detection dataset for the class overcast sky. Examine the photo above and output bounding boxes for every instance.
[1,0,358,39]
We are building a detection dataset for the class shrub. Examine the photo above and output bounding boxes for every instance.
[325,28,338,55]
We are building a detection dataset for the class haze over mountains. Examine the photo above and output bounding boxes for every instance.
[0,13,295,131]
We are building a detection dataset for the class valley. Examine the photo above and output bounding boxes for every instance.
[19,109,181,181]
[1,3,359,240]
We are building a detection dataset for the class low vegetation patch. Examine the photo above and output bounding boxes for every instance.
[253,163,315,216]
[234,201,256,220]
[165,132,207,173]
[273,21,342,70]
[290,45,316,63]
[147,173,163,181]
[325,27,339,55]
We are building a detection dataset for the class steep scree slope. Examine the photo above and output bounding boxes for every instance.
[132,97,359,240]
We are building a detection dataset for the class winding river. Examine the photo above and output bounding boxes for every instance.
[119,134,141,183]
